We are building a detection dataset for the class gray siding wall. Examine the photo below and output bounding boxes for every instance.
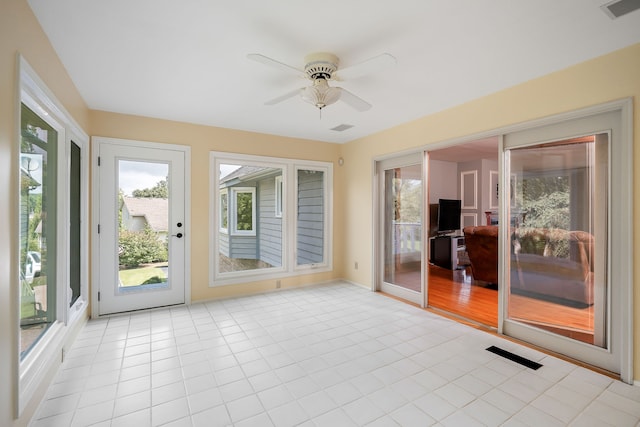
[219,232,229,257]
[297,170,324,265]
[258,178,282,267]
[229,235,257,259]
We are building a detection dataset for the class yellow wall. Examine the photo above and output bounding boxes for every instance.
[340,42,640,379]
[89,111,344,301]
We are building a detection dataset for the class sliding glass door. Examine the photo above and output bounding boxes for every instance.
[377,153,424,305]
[502,106,631,379]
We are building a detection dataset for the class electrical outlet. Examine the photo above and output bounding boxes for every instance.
[354,262,358,270]
[276,280,281,289]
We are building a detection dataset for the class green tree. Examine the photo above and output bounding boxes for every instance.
[132,179,168,198]
[236,192,253,231]
[118,225,168,267]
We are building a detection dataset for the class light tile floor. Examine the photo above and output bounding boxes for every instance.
[31,282,640,426]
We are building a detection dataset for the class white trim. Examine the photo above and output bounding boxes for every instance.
[460,170,478,209]
[461,213,477,227]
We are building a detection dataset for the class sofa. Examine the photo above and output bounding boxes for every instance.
[463,225,595,306]
[462,226,499,285]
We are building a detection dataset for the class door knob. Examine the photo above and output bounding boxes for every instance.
[172,233,183,238]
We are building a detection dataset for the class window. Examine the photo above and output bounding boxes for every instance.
[211,153,332,285]
[18,56,89,414]
[231,188,256,235]
[20,102,58,357]
[296,168,325,266]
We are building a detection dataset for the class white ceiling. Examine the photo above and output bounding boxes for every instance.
[28,0,640,144]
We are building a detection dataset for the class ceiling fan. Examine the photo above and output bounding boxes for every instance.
[247,52,396,112]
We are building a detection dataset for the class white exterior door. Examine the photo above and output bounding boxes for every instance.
[94,137,189,315]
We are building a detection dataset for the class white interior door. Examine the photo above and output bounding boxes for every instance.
[376,153,424,306]
[94,138,189,315]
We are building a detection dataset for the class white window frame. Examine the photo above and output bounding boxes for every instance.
[16,55,89,415]
[210,152,332,286]
[230,187,256,236]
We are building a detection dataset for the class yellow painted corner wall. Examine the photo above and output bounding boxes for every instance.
[89,111,345,301]
[0,1,91,426]
[340,42,640,379]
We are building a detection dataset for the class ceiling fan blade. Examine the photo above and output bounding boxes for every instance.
[337,88,372,112]
[264,88,303,105]
[337,53,397,80]
[247,53,304,76]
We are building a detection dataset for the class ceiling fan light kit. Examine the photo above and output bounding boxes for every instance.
[301,78,340,110]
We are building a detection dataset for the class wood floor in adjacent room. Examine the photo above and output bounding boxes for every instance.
[396,264,595,344]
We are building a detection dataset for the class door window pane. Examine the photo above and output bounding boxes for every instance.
[118,160,169,290]
[19,103,57,358]
[508,135,607,347]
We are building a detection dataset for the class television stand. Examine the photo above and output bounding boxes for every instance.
[429,235,465,270]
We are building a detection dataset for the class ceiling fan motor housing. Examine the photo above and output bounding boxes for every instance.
[304,52,339,80]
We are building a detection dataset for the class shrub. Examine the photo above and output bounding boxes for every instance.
[118,226,167,267]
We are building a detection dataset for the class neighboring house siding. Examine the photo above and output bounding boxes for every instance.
[229,235,257,259]
[219,232,230,257]
[297,171,324,264]
[258,178,282,267]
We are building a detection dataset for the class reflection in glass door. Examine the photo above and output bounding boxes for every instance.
[379,158,423,305]
[507,135,608,345]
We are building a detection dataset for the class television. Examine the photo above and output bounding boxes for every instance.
[437,198,461,234]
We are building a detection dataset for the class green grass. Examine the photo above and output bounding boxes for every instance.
[119,264,167,287]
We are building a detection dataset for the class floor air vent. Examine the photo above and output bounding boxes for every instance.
[486,345,543,370]
[601,0,640,19]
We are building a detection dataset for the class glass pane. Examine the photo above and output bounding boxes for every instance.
[508,135,607,347]
[118,160,169,291]
[69,141,81,306]
[384,165,422,291]
[219,163,283,273]
[19,103,57,359]
[297,169,325,266]
[235,191,254,231]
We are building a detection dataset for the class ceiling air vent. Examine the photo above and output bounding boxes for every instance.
[330,124,354,132]
[601,0,640,19]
